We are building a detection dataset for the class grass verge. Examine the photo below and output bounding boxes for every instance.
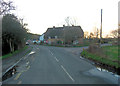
[81,45,120,68]
[1,46,29,59]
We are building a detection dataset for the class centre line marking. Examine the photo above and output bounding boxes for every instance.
[61,65,75,82]
[51,52,53,55]
[54,57,59,62]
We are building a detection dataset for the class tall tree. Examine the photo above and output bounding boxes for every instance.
[0,16,2,56]
[2,14,27,54]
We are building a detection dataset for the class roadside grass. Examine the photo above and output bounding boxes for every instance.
[0,46,29,59]
[81,45,120,68]
[24,48,33,56]
[102,45,119,61]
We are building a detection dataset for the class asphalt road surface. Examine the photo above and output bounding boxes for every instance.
[3,45,119,84]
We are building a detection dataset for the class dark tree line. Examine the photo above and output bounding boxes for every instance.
[2,14,28,55]
[1,0,28,55]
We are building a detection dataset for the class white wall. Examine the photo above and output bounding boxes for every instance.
[39,34,44,41]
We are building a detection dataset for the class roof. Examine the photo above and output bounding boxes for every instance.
[44,26,84,39]
[44,27,64,38]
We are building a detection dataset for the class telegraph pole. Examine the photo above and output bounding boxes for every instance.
[100,9,103,71]
[100,9,102,44]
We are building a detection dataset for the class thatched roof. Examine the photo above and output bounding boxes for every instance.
[44,26,84,40]
[44,27,64,39]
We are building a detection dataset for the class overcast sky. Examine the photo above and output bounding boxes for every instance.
[12,0,119,37]
[118,1,120,24]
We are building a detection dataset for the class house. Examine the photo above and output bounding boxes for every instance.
[39,33,44,42]
[44,25,84,45]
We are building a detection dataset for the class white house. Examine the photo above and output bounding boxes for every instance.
[39,34,44,41]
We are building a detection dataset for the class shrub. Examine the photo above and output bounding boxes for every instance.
[88,43,101,53]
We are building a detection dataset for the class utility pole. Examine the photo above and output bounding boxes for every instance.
[100,9,103,71]
[100,9,102,44]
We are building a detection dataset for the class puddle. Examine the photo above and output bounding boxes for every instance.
[96,67,120,78]
[2,51,34,81]
[2,66,17,81]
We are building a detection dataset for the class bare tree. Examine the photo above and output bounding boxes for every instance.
[84,31,89,38]
[89,32,94,39]
[0,0,15,15]
[110,29,118,38]
[70,17,77,26]
[65,17,77,26]
[65,17,70,26]
[93,27,99,38]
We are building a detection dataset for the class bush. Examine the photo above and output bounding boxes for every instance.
[88,43,101,54]
[112,41,118,45]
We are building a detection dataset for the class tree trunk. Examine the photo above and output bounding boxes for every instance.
[17,45,20,50]
[12,43,14,52]
[9,38,12,53]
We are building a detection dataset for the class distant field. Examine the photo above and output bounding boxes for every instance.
[81,45,120,68]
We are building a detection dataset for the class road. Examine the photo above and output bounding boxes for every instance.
[3,45,118,84]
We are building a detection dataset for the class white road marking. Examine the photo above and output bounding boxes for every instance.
[54,57,59,62]
[61,65,75,82]
[26,61,29,65]
[28,51,35,55]
[51,52,53,55]
[80,56,84,59]
[24,51,36,60]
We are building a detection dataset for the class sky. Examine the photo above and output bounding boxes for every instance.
[11,0,119,37]
[118,2,120,27]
